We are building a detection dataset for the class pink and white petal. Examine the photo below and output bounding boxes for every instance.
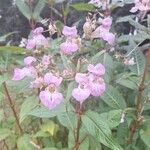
[12,68,26,81]
[88,63,105,76]
[33,27,44,35]
[72,87,91,103]
[39,90,52,109]
[62,26,77,37]
[24,56,36,66]
[44,73,62,86]
[26,39,36,50]
[60,42,78,55]
[75,73,88,84]
[51,92,63,109]
[90,82,106,97]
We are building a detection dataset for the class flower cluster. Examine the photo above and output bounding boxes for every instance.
[91,17,115,45]
[72,63,106,104]
[60,26,79,55]
[39,73,63,110]
[26,27,49,50]
[130,0,150,12]
[12,54,64,110]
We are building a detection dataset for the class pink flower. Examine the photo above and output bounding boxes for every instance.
[60,42,79,55]
[102,17,112,29]
[26,39,36,50]
[34,34,49,48]
[12,68,26,81]
[72,63,106,102]
[130,0,150,12]
[44,73,62,87]
[24,56,36,66]
[12,66,37,81]
[102,32,115,45]
[33,27,44,35]
[89,80,106,97]
[88,63,105,76]
[72,87,91,103]
[62,26,77,38]
[75,73,89,84]
[39,90,63,110]
[26,27,49,50]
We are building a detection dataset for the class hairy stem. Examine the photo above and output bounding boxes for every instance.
[0,70,23,135]
[3,82,23,135]
[127,56,149,144]
[72,103,82,150]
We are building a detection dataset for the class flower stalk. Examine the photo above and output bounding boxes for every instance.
[127,55,149,144]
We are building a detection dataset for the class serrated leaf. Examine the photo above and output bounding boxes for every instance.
[99,109,122,129]
[29,103,73,118]
[116,73,139,90]
[57,111,77,130]
[19,96,39,123]
[82,111,123,150]
[101,85,126,109]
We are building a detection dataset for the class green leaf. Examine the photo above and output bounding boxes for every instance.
[29,103,73,118]
[0,109,4,122]
[124,39,145,76]
[19,96,39,123]
[82,111,123,150]
[0,74,9,86]
[0,32,17,42]
[57,111,77,130]
[17,134,34,150]
[0,128,11,141]
[33,0,45,20]
[140,121,150,148]
[101,85,126,109]
[15,0,32,20]
[41,121,59,136]
[0,46,25,54]
[70,3,95,11]
[65,81,76,102]
[68,129,89,150]
[99,109,122,129]
[116,73,139,90]
[42,148,58,150]
[33,130,49,138]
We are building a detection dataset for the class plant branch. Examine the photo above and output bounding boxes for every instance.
[127,56,149,144]
[72,103,82,150]
[0,71,23,135]
[3,82,23,135]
